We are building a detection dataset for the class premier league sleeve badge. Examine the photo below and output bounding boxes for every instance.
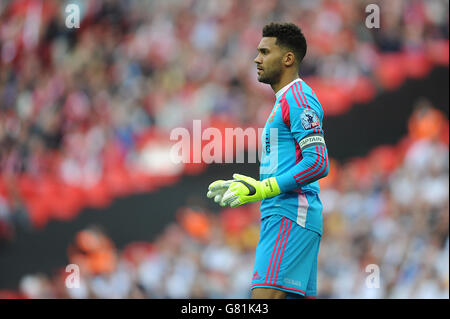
[300,109,320,130]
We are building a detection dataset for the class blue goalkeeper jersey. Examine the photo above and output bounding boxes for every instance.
[260,78,329,236]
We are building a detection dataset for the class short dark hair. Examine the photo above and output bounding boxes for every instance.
[262,22,307,65]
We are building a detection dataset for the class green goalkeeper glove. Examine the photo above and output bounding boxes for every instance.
[221,174,281,208]
[207,179,234,207]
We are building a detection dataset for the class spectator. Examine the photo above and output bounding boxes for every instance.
[0,0,448,299]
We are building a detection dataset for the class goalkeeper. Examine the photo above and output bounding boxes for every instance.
[207,23,329,299]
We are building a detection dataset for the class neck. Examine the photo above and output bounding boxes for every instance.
[271,70,299,93]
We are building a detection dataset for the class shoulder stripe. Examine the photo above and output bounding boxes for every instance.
[298,81,309,105]
[296,82,319,134]
[280,93,291,130]
[290,85,304,109]
[294,82,310,109]
[299,82,324,135]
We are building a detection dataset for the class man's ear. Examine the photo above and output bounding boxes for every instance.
[283,52,296,67]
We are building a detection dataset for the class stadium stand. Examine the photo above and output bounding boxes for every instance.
[0,104,447,299]
[0,0,448,299]
[0,0,448,229]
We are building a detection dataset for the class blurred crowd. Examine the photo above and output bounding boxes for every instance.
[1,104,447,299]
[317,104,449,298]
[0,0,449,232]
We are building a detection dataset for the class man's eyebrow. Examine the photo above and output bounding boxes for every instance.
[257,47,270,52]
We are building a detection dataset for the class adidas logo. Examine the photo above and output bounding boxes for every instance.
[252,271,261,280]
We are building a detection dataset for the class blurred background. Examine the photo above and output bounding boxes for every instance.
[0,0,448,299]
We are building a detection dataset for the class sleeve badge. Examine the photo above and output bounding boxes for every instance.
[300,109,320,130]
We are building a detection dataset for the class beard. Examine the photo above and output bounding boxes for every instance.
[257,65,282,85]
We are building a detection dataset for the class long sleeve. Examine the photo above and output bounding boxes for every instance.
[276,142,329,192]
[273,81,329,192]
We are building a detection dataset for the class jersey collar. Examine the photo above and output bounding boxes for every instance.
[275,78,301,100]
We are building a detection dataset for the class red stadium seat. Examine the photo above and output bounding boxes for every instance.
[375,54,407,90]
[427,40,449,66]
[350,77,376,104]
[220,206,254,235]
[403,52,432,79]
